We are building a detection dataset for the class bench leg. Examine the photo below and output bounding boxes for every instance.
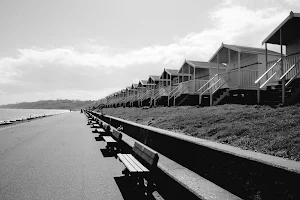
[137,176,144,187]
[145,175,155,196]
[122,168,130,176]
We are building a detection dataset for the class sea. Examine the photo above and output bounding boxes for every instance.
[0,108,69,121]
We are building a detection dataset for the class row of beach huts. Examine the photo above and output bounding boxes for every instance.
[99,11,300,107]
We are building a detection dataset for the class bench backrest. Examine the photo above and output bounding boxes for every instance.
[103,123,111,132]
[132,142,159,169]
[112,129,122,142]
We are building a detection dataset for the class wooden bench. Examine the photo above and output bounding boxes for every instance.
[117,142,159,193]
[103,129,122,152]
[91,123,100,128]
[102,123,111,133]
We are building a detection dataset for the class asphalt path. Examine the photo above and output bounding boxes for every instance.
[0,112,124,200]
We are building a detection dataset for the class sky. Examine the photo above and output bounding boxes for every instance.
[0,0,299,105]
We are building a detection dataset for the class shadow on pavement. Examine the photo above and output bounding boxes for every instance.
[94,136,104,141]
[114,176,157,200]
[100,148,117,158]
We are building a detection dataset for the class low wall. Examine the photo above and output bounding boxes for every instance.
[93,111,300,200]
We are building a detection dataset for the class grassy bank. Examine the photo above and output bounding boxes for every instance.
[96,104,300,161]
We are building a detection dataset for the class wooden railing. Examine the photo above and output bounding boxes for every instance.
[168,84,182,99]
[173,82,189,98]
[280,58,300,87]
[210,72,230,94]
[230,69,258,88]
[154,85,172,101]
[153,87,166,101]
[140,89,154,101]
[195,79,209,92]
[198,74,217,95]
[256,53,300,88]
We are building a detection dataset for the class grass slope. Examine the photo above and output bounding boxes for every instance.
[98,104,300,161]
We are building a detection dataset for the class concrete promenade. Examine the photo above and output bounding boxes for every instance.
[0,112,125,200]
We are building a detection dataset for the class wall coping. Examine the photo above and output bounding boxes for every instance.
[100,113,300,174]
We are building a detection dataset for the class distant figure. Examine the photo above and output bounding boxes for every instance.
[70,109,71,112]
[117,125,123,131]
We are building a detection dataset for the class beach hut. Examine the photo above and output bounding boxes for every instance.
[168,60,226,106]
[129,83,139,107]
[256,11,300,105]
[151,69,191,106]
[122,86,132,107]
[148,75,160,89]
[203,43,281,106]
[136,80,156,106]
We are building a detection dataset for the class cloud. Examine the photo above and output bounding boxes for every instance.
[0,3,292,104]
[284,0,300,5]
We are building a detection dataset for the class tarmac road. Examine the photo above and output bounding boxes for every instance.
[0,112,124,200]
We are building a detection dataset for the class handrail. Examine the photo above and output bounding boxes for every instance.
[280,59,300,80]
[138,90,148,101]
[198,74,217,92]
[283,59,300,87]
[168,84,181,98]
[212,77,230,95]
[153,87,165,100]
[201,77,222,95]
[174,83,189,98]
[255,58,281,84]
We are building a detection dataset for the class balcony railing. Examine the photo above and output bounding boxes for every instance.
[256,53,300,88]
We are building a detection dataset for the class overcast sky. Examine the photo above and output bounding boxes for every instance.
[0,0,299,105]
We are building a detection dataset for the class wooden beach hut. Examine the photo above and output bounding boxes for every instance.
[168,60,226,106]
[200,43,281,106]
[148,75,160,89]
[256,11,300,105]
[151,69,191,106]
[136,80,156,106]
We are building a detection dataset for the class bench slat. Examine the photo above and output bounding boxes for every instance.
[126,154,149,172]
[112,130,122,140]
[122,154,144,172]
[117,154,139,172]
[103,136,116,143]
[133,147,155,166]
[134,142,157,159]
[95,128,105,133]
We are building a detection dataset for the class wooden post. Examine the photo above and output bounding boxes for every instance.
[194,66,196,92]
[210,88,213,106]
[238,52,241,87]
[188,65,190,80]
[182,67,184,82]
[280,28,285,105]
[228,49,231,70]
[199,92,201,105]
[217,53,219,80]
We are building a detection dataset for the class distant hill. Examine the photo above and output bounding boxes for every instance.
[0,99,97,110]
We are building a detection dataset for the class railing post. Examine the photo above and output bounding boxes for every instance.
[257,82,261,104]
[238,52,241,87]
[280,28,285,105]
[210,88,213,106]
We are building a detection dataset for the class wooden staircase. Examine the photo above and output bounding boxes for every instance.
[212,88,230,106]
[262,78,300,105]
[255,53,300,106]
[198,72,230,106]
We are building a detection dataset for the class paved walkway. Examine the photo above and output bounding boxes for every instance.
[0,112,124,200]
